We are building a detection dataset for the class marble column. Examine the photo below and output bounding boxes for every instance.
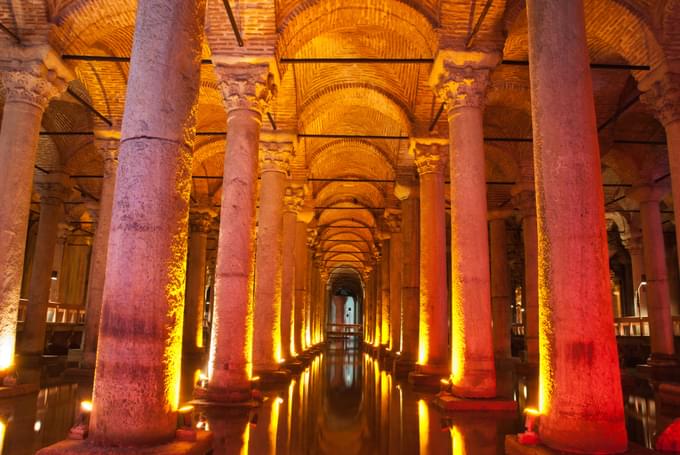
[88,0,206,446]
[631,185,675,363]
[205,62,277,401]
[294,211,312,355]
[431,52,499,397]
[379,237,391,348]
[513,175,539,364]
[20,173,70,356]
[0,50,71,371]
[398,183,420,363]
[526,0,627,451]
[81,130,120,368]
[281,185,304,358]
[48,222,71,305]
[488,211,513,360]
[640,73,680,277]
[183,208,214,355]
[373,251,383,346]
[385,209,403,352]
[623,233,647,317]
[412,140,448,375]
[253,137,294,373]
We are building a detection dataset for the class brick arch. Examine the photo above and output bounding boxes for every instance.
[318,208,377,228]
[300,84,412,134]
[504,0,664,70]
[315,182,386,208]
[277,0,437,59]
[308,139,396,178]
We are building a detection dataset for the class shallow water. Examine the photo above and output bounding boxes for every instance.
[0,342,671,454]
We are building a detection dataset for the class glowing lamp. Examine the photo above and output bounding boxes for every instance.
[251,376,261,382]
[275,397,284,405]
[34,420,42,432]
[80,401,92,413]
[50,271,58,281]
[518,407,541,445]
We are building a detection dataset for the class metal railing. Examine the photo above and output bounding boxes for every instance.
[326,323,363,338]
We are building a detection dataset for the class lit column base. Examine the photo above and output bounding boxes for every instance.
[252,369,291,387]
[193,384,254,405]
[408,369,447,389]
[37,430,213,455]
[505,435,651,455]
[0,382,38,398]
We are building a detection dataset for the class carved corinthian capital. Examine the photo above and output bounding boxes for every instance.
[94,129,121,178]
[411,139,448,175]
[215,63,277,116]
[283,185,305,214]
[429,50,500,111]
[639,72,680,127]
[0,45,73,110]
[260,141,294,174]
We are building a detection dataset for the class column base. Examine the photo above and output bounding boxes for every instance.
[61,367,95,381]
[433,391,516,412]
[515,361,539,376]
[282,359,305,373]
[393,357,417,378]
[505,435,651,454]
[408,369,446,389]
[193,385,255,406]
[636,361,680,382]
[647,353,680,367]
[37,430,213,454]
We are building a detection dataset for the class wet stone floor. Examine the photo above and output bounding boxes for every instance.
[0,341,673,454]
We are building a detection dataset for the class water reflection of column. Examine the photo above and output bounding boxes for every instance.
[204,409,250,455]
[379,371,390,454]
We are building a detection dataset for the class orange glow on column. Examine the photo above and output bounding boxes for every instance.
[240,419,250,455]
[451,293,466,384]
[0,334,14,371]
[418,399,429,454]
[450,426,465,455]
[417,314,429,365]
[537,245,554,414]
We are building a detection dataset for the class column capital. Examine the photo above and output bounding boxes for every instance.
[283,185,305,214]
[410,138,448,175]
[306,227,318,248]
[429,50,500,111]
[35,172,71,205]
[189,209,215,234]
[94,129,121,177]
[639,71,680,127]
[0,45,73,110]
[621,232,643,254]
[511,183,536,219]
[215,60,278,116]
[259,137,294,174]
[628,184,668,204]
[383,208,402,233]
[56,222,73,242]
[488,208,514,221]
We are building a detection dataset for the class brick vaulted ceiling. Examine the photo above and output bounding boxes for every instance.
[0,0,676,276]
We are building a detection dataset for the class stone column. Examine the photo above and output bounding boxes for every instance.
[379,237,391,348]
[81,130,120,368]
[0,50,71,371]
[412,140,448,376]
[88,0,206,446]
[385,209,403,352]
[399,183,420,363]
[640,73,680,277]
[281,185,304,358]
[431,52,499,397]
[623,234,647,317]
[20,172,70,357]
[204,62,277,402]
[253,136,294,373]
[513,175,539,364]
[630,185,675,363]
[488,211,513,360]
[183,208,214,355]
[294,211,312,354]
[373,251,383,346]
[49,222,72,305]
[525,0,627,451]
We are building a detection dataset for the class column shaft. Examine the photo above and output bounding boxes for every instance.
[293,221,308,354]
[639,195,674,359]
[389,231,403,352]
[414,145,448,374]
[522,210,539,364]
[89,0,205,446]
[183,212,212,354]
[82,134,119,368]
[380,241,390,347]
[526,0,627,450]
[489,217,512,360]
[281,208,297,358]
[0,68,66,370]
[21,180,67,356]
[400,194,420,361]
